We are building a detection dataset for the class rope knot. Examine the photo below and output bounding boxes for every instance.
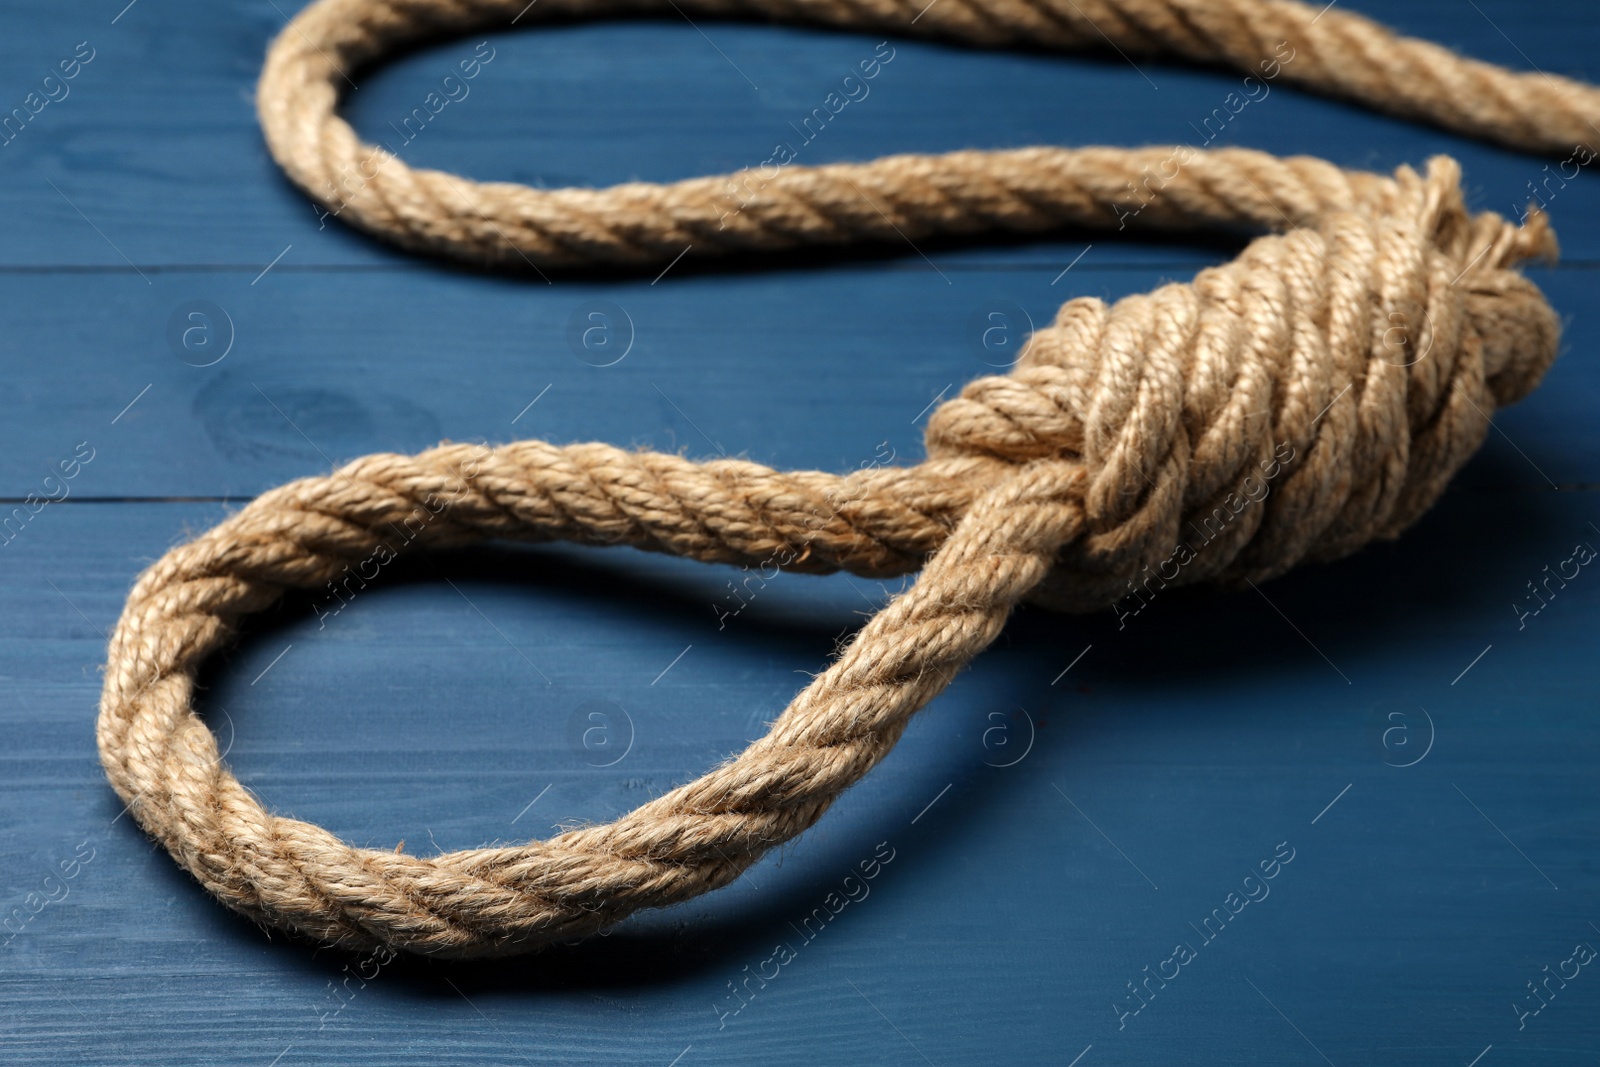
[925,158,1560,611]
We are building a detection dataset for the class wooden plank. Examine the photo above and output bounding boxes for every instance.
[0,264,1594,499]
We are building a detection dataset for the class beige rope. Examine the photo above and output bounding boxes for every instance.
[99,0,1580,957]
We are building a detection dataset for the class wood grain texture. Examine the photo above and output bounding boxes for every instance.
[0,1,1596,1064]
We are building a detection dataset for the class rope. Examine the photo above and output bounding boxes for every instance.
[254,0,1600,269]
[98,0,1580,958]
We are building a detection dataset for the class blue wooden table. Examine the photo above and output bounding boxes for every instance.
[3,2,1597,1064]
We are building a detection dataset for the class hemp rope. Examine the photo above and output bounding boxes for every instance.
[98,0,1586,957]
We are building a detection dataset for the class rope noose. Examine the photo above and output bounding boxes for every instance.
[99,0,1586,957]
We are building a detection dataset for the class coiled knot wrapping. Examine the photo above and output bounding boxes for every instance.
[926,157,1559,610]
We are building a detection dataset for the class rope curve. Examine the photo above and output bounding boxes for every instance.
[99,0,1581,957]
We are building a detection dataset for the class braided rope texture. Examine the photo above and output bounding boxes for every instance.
[98,0,1573,957]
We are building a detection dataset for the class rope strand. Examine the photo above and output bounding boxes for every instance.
[257,0,1600,270]
[101,0,1579,956]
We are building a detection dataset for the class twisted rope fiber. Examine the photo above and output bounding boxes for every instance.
[99,0,1582,957]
